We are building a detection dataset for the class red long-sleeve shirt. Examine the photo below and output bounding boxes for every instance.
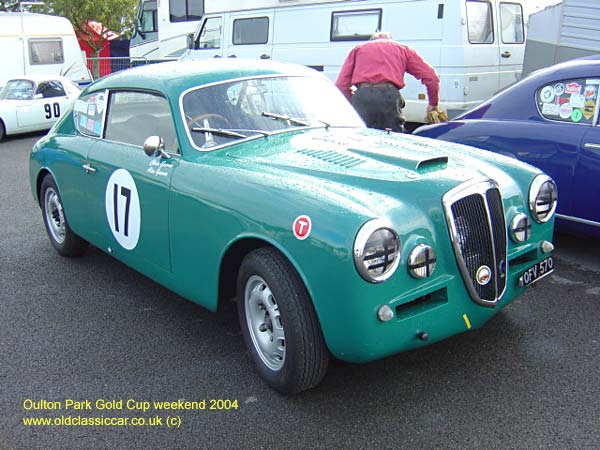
[335,38,440,106]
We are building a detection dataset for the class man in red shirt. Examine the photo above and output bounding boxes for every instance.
[336,31,440,132]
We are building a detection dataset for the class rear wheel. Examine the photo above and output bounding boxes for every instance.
[0,121,5,141]
[40,175,88,257]
[237,247,329,394]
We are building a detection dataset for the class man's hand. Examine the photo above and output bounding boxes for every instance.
[425,104,436,121]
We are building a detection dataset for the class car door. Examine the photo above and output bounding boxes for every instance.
[224,12,273,60]
[17,80,70,129]
[189,16,224,60]
[84,90,179,273]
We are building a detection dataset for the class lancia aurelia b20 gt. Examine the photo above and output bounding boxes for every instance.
[30,60,556,393]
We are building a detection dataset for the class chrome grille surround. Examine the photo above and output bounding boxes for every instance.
[443,179,508,306]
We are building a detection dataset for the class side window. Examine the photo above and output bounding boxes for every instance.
[196,17,222,49]
[537,78,600,125]
[500,3,524,44]
[466,0,494,44]
[232,17,269,45]
[104,91,177,153]
[29,39,64,65]
[73,91,107,138]
[170,0,203,22]
[36,81,66,99]
[141,7,158,32]
[330,9,382,41]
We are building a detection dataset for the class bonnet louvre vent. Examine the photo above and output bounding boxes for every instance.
[296,149,364,168]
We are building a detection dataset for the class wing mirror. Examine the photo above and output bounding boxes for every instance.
[143,136,170,159]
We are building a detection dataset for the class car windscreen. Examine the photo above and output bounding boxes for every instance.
[0,80,34,100]
[182,75,365,150]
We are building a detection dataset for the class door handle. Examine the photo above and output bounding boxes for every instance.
[501,51,511,58]
[260,54,270,59]
[583,143,600,155]
[82,164,96,173]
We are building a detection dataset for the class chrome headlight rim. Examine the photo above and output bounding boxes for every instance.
[510,212,531,243]
[407,243,437,279]
[528,174,557,223]
[353,218,401,283]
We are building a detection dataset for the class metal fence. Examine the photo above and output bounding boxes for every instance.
[85,57,156,80]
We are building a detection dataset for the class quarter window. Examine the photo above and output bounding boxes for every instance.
[196,17,222,49]
[500,3,524,44]
[73,91,107,138]
[466,0,494,44]
[331,9,382,41]
[104,91,177,153]
[537,78,600,125]
[233,17,269,45]
[36,81,66,98]
[29,39,64,65]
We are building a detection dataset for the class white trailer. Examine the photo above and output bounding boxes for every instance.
[180,0,527,122]
[523,0,600,76]
[0,12,92,89]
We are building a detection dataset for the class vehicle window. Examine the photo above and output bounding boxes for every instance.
[466,0,494,44]
[104,91,177,153]
[182,75,364,150]
[537,78,600,125]
[330,9,381,41]
[29,39,64,65]
[0,80,34,100]
[500,3,524,44]
[170,0,203,22]
[233,17,269,45]
[196,17,222,49]
[36,81,66,98]
[140,1,158,33]
[73,91,107,137]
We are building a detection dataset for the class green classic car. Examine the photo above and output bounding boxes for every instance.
[30,60,557,394]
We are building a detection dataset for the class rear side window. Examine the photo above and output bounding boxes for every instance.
[500,2,524,44]
[331,9,382,41]
[104,91,177,153]
[73,91,107,138]
[29,39,64,65]
[36,81,66,99]
[466,0,494,44]
[233,17,269,45]
[537,78,600,125]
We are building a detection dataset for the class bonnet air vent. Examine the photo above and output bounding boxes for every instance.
[296,149,365,168]
[416,156,448,172]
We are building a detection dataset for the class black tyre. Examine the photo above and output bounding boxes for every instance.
[237,247,329,394]
[40,175,88,257]
[0,120,5,141]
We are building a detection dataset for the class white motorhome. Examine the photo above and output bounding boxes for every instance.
[0,12,92,89]
[180,0,527,122]
[523,0,600,76]
[130,0,204,60]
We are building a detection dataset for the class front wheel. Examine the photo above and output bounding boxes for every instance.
[237,247,329,394]
[40,175,88,257]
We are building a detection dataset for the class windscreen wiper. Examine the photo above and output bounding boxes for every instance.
[191,127,247,139]
[261,112,310,127]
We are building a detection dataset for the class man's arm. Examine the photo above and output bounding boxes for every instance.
[335,48,357,101]
[404,47,440,107]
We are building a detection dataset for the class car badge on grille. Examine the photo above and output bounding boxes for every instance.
[476,265,492,285]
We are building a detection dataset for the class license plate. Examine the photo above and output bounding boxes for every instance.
[519,256,554,287]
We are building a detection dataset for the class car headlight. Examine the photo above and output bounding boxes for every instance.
[529,175,557,223]
[407,244,436,278]
[353,219,400,283]
[510,213,531,243]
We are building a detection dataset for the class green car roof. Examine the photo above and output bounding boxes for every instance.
[84,59,323,95]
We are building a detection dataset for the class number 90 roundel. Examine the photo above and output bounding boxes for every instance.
[104,169,141,250]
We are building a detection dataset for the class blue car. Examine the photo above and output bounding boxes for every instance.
[415,57,600,237]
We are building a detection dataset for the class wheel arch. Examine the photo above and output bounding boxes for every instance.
[217,236,316,315]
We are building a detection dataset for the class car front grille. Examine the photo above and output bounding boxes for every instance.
[443,179,507,306]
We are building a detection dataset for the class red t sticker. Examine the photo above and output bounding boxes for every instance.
[293,215,312,240]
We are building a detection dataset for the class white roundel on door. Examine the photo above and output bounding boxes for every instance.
[105,169,141,250]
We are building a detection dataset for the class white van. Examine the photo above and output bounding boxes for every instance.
[180,0,527,122]
[0,12,92,89]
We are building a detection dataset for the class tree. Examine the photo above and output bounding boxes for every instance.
[42,0,137,77]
